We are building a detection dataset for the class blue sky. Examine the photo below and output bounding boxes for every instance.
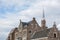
[0,0,60,40]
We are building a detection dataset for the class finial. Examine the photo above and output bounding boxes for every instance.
[33,17,35,19]
[20,19,21,22]
[20,19,22,24]
[53,21,56,27]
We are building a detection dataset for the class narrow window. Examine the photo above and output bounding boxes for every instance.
[54,33,56,38]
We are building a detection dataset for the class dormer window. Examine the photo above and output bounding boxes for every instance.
[54,33,56,38]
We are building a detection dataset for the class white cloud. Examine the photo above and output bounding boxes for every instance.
[57,24,60,30]
[0,32,9,40]
[31,0,60,8]
[0,0,60,32]
[0,0,60,40]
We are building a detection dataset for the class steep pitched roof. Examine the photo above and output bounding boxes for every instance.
[21,21,31,29]
[21,19,40,29]
[31,29,51,39]
[22,22,28,26]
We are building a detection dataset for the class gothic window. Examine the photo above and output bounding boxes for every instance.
[54,33,56,38]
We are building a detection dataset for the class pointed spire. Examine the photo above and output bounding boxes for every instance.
[41,8,47,29]
[18,19,23,32]
[42,8,45,18]
[19,19,23,27]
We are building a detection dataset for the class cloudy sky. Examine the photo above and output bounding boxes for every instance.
[0,0,60,40]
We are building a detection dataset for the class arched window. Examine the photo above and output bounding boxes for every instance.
[54,33,56,38]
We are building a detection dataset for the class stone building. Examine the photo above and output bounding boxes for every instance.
[7,11,60,40]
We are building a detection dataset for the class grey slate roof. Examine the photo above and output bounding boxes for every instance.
[21,19,33,25]
[31,29,50,39]
[21,21,32,28]
[22,22,28,26]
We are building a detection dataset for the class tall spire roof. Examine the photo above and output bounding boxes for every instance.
[42,8,45,18]
[41,8,46,29]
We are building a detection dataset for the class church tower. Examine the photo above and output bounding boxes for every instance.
[41,9,46,29]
